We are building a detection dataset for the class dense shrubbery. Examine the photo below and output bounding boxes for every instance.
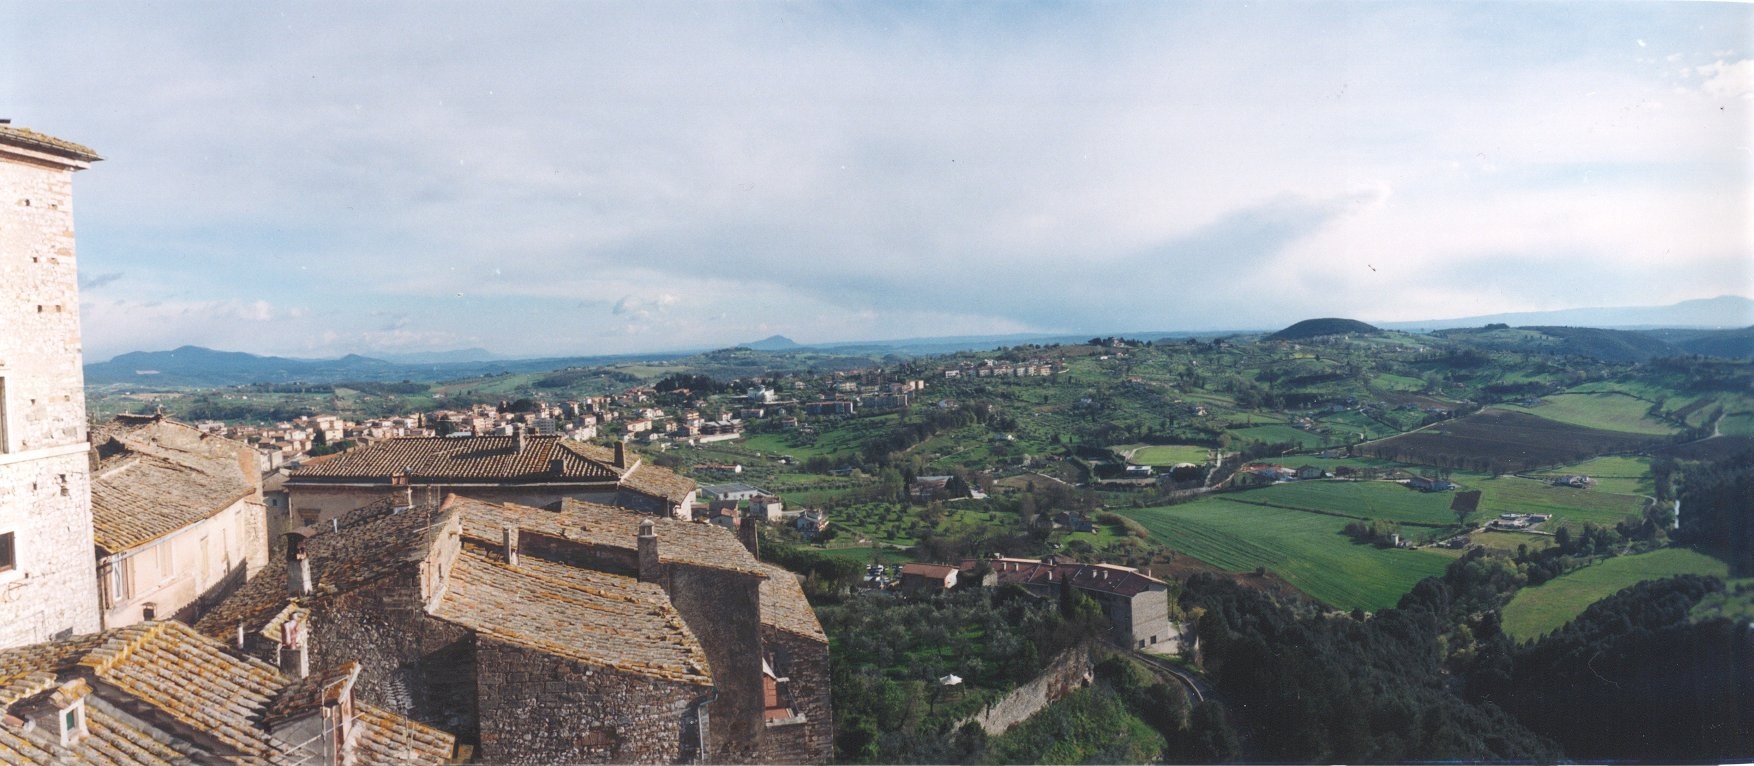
[820,587,1105,764]
[1673,449,1754,576]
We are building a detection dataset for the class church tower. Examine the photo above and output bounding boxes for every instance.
[0,123,103,647]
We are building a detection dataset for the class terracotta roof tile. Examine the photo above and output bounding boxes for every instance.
[195,503,441,639]
[433,542,712,685]
[755,562,826,642]
[289,435,624,482]
[0,622,453,764]
[454,495,765,577]
[90,417,259,554]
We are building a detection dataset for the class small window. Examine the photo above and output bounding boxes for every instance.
[0,532,14,573]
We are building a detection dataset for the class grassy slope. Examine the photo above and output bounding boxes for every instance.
[1472,476,1647,531]
[1121,499,1456,612]
[1502,548,1729,641]
[1502,392,1679,436]
[1531,455,1654,496]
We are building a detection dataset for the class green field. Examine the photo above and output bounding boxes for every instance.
[1228,424,1332,448]
[1473,476,1647,530]
[814,546,914,565]
[1120,499,1457,612]
[1501,548,1729,641]
[1532,456,1654,496]
[1225,480,1465,527]
[1502,392,1679,436]
[1117,444,1210,465]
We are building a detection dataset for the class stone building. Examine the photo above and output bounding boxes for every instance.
[196,493,831,764]
[0,124,104,649]
[282,435,697,527]
[89,414,269,627]
[962,557,1174,650]
[0,620,455,764]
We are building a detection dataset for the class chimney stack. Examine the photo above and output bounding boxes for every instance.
[286,529,314,597]
[503,525,520,567]
[396,485,414,511]
[637,518,661,583]
[279,612,310,679]
[513,425,527,454]
[738,516,759,558]
[613,440,627,469]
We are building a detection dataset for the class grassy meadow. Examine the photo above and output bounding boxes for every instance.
[1501,548,1729,641]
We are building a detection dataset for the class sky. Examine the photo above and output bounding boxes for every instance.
[3,1,1751,361]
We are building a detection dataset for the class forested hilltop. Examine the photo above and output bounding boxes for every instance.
[94,324,1754,763]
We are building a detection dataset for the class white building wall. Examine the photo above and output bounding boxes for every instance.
[0,133,103,648]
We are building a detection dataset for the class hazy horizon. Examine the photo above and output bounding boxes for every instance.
[5,2,1750,360]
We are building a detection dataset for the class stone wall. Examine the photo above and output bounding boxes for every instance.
[305,567,481,740]
[962,643,1093,737]
[758,626,834,765]
[474,636,702,765]
[0,139,102,649]
[666,563,765,763]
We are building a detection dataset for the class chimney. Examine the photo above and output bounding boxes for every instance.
[738,516,759,558]
[637,518,661,583]
[396,485,414,511]
[504,525,520,567]
[613,440,627,469]
[513,425,527,454]
[279,611,310,679]
[286,528,314,597]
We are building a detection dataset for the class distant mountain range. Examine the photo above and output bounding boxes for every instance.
[1375,295,1753,331]
[84,345,683,388]
[90,296,1751,388]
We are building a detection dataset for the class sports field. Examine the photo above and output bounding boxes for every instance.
[1117,444,1210,465]
[1501,548,1729,641]
[1121,497,1457,612]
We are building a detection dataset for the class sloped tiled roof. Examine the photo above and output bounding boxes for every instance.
[620,460,700,503]
[454,495,766,577]
[290,436,624,482]
[755,562,827,642]
[194,502,440,639]
[90,416,259,554]
[0,124,100,163]
[0,621,453,764]
[263,661,358,727]
[433,542,712,685]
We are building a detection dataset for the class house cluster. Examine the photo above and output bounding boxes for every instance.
[0,124,832,764]
[897,556,1177,652]
[940,359,1061,379]
[1407,475,1458,492]
[1232,463,1329,487]
[1489,512,1552,531]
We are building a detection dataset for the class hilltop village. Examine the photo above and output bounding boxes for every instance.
[7,124,1754,764]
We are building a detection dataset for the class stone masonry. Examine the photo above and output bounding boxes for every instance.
[0,126,103,649]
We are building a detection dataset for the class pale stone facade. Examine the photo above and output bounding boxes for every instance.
[0,126,103,649]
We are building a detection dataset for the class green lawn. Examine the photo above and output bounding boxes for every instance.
[1472,476,1648,531]
[1120,499,1457,612]
[1531,455,1654,496]
[1502,548,1730,641]
[1117,444,1211,465]
[1502,392,1680,436]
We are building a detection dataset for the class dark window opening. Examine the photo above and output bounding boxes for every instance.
[0,532,15,573]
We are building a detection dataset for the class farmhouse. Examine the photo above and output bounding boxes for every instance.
[1407,476,1457,492]
[961,557,1173,650]
[899,563,959,594]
